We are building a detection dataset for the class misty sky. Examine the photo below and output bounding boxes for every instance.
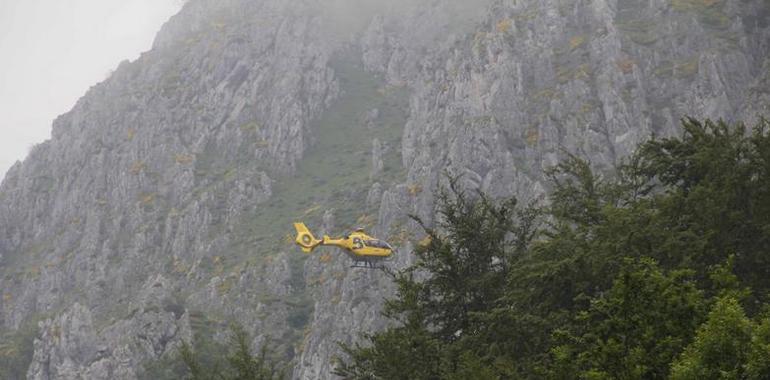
[0,0,183,181]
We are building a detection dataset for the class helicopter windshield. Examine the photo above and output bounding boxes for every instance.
[364,239,392,250]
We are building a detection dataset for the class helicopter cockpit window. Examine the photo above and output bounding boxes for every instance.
[364,240,392,250]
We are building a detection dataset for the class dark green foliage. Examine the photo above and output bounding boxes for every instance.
[552,259,706,379]
[335,177,540,379]
[404,179,538,344]
[0,317,39,380]
[669,296,770,380]
[336,118,770,379]
[335,318,442,380]
[635,119,770,287]
[747,312,770,378]
[225,325,284,380]
[142,321,285,380]
[179,323,285,380]
[180,341,211,380]
[141,352,190,380]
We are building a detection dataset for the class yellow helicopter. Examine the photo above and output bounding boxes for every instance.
[293,222,394,268]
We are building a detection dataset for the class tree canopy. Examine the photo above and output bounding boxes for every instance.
[335,118,770,379]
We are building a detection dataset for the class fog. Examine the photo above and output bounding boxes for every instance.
[0,0,182,180]
[320,0,495,43]
[0,0,496,181]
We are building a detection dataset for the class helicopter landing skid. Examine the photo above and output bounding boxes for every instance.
[350,261,387,270]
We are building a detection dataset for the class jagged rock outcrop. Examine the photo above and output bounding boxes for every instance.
[300,0,770,378]
[2,0,338,376]
[26,276,190,380]
[1,0,768,379]
[368,0,770,203]
[370,138,384,179]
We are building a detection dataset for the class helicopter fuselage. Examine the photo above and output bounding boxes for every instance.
[294,223,394,264]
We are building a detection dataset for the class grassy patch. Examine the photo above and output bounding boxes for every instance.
[129,160,146,175]
[653,56,701,79]
[671,0,731,30]
[617,58,636,74]
[0,316,43,380]
[615,0,661,46]
[618,18,660,45]
[569,35,586,51]
[220,51,410,349]
[230,51,409,263]
[239,121,260,133]
[174,153,194,165]
[496,19,513,34]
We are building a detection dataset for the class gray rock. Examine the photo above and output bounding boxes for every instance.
[370,138,385,180]
[1,0,768,379]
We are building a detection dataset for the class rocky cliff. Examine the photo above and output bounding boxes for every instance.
[1,0,768,379]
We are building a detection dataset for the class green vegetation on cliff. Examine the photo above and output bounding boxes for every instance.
[336,117,770,379]
[142,321,286,380]
[0,317,40,380]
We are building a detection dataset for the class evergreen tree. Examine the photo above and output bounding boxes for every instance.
[336,118,770,379]
[335,177,539,379]
[0,319,39,380]
[746,312,770,378]
[179,323,285,380]
[670,296,753,379]
[552,259,706,379]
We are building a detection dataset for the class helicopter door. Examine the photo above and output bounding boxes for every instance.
[352,237,364,250]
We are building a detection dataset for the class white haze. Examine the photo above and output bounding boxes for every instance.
[320,0,494,44]
[0,0,495,181]
[0,0,183,181]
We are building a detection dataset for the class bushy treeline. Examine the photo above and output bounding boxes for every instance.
[142,323,285,380]
[335,118,770,379]
[0,318,39,380]
[179,324,286,380]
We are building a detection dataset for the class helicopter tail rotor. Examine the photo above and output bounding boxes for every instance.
[294,223,323,253]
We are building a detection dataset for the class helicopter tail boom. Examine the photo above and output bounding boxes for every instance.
[294,223,323,253]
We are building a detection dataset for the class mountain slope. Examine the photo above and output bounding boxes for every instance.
[0,0,768,379]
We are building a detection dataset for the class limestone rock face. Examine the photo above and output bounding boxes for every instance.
[27,277,190,380]
[370,138,384,179]
[365,0,770,207]
[1,0,768,379]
